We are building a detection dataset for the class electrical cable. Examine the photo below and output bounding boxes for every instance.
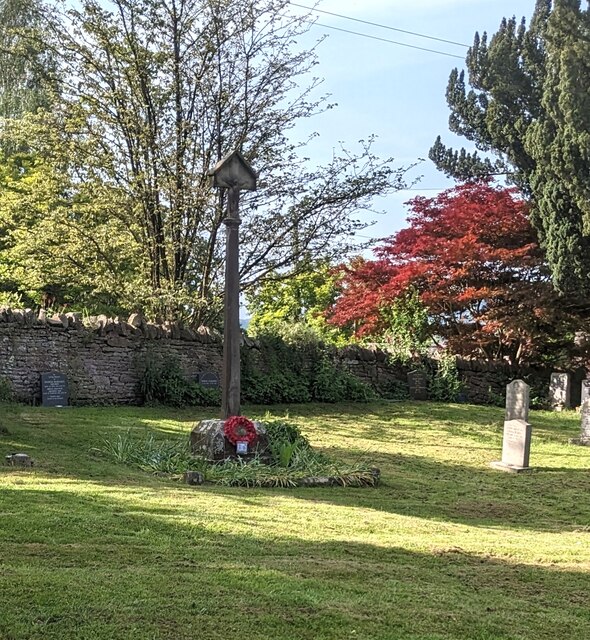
[313,23,466,59]
[290,2,470,48]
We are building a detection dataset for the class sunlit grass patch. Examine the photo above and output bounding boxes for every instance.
[0,401,589,639]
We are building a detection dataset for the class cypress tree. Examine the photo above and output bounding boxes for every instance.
[430,0,590,295]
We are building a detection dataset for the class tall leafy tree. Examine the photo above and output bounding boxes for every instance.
[0,0,57,121]
[32,0,408,323]
[329,183,589,365]
[429,0,590,295]
[246,261,345,342]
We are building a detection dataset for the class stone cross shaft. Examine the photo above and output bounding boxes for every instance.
[207,150,257,419]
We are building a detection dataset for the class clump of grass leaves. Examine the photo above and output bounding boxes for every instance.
[100,419,377,488]
[100,432,202,474]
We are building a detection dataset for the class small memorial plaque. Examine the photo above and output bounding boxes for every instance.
[41,372,69,407]
[198,372,220,389]
[407,370,428,401]
[236,441,248,455]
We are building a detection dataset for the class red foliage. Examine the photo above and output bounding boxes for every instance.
[329,183,585,363]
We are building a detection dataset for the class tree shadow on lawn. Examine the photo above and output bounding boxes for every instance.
[297,402,582,448]
[0,486,589,640]
[247,448,590,535]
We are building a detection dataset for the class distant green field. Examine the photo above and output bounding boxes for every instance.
[0,402,589,640]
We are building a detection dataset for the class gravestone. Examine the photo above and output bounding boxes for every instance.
[505,379,529,422]
[570,399,590,446]
[581,380,590,406]
[197,372,220,389]
[41,372,69,407]
[407,370,428,401]
[491,380,533,473]
[549,372,571,411]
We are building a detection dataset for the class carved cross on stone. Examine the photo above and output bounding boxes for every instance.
[208,151,257,419]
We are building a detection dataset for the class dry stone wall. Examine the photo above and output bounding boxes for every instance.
[0,308,222,405]
[0,306,582,406]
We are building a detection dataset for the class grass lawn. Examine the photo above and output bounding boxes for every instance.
[0,401,589,640]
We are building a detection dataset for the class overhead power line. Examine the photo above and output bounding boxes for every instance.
[313,23,466,60]
[290,2,470,48]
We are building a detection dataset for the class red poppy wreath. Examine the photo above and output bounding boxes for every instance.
[224,415,257,445]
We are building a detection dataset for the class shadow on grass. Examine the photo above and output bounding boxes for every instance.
[4,404,589,536]
[278,447,590,534]
[0,486,588,640]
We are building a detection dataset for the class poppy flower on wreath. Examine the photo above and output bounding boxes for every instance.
[224,415,258,445]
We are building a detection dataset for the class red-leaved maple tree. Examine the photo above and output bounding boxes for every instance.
[329,182,588,364]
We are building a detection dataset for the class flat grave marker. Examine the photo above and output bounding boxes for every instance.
[41,372,69,407]
[407,370,428,401]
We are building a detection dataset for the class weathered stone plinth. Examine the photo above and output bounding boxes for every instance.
[190,419,271,462]
[489,461,533,474]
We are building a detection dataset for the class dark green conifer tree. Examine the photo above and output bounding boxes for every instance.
[430,0,590,295]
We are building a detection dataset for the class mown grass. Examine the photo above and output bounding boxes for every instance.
[0,401,589,640]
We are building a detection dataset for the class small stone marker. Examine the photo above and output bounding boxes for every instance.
[183,471,204,485]
[491,380,533,473]
[5,452,33,467]
[570,398,590,446]
[407,370,428,401]
[581,380,590,406]
[197,372,220,389]
[549,372,571,411]
[41,372,69,407]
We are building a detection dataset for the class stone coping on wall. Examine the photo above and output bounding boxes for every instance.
[0,307,221,343]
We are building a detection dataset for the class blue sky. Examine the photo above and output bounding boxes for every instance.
[288,0,535,246]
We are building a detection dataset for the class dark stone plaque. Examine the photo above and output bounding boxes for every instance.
[41,372,69,407]
[198,372,220,389]
[407,370,428,401]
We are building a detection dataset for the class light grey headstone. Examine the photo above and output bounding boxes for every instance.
[499,419,532,469]
[581,400,590,442]
[571,399,590,447]
[505,380,530,422]
[492,380,533,472]
[549,372,571,411]
[581,380,590,406]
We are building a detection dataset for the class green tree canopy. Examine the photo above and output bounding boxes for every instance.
[430,0,590,296]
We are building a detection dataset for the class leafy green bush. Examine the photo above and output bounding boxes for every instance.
[140,355,220,407]
[312,356,376,403]
[241,330,375,405]
[428,353,463,402]
[0,377,14,404]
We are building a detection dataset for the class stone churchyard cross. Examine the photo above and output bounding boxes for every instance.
[208,150,257,419]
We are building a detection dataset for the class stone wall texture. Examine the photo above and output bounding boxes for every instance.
[0,307,584,406]
[0,308,222,405]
